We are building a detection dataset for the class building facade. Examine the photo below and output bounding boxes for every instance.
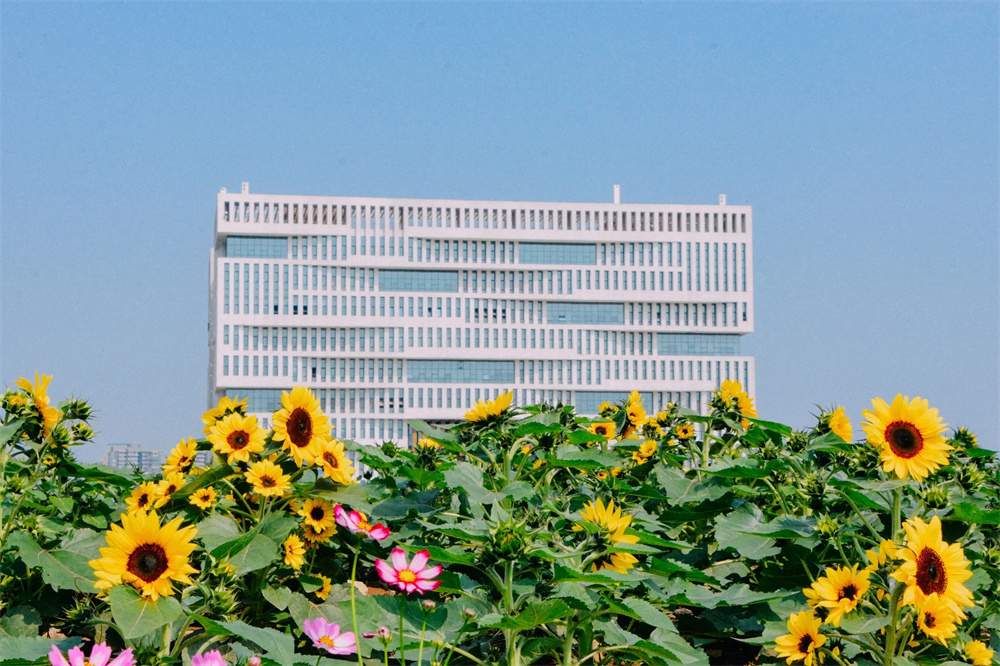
[209,184,754,446]
[105,444,163,474]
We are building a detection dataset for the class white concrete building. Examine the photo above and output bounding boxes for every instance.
[208,184,754,445]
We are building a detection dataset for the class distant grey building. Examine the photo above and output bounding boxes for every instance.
[105,444,163,474]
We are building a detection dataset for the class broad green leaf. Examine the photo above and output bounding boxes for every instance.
[515,421,563,436]
[658,497,733,524]
[219,620,295,664]
[611,597,677,633]
[259,512,297,544]
[197,515,242,552]
[442,462,487,504]
[550,447,620,470]
[952,502,1000,525]
[699,458,786,479]
[408,419,458,443]
[487,599,573,630]
[568,429,607,445]
[645,557,720,586]
[310,481,371,508]
[714,504,780,560]
[648,629,710,666]
[757,515,815,538]
[227,533,280,576]
[398,544,476,566]
[552,564,646,585]
[482,480,535,505]
[0,636,81,663]
[108,586,183,639]
[654,465,729,505]
[840,614,890,634]
[0,419,24,446]
[0,606,40,638]
[550,582,598,610]
[262,586,294,611]
[369,490,439,520]
[741,416,793,436]
[7,531,98,592]
[171,462,235,501]
[62,461,134,486]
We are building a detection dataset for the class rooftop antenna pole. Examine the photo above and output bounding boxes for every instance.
[613,184,620,204]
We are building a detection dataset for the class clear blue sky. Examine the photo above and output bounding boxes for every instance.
[2,2,997,460]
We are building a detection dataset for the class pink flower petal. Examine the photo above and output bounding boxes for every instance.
[390,548,408,570]
[48,646,70,666]
[68,647,86,666]
[409,550,430,571]
[375,558,398,583]
[106,649,135,666]
[368,524,391,540]
[88,645,112,666]
[334,504,349,527]
[415,564,442,580]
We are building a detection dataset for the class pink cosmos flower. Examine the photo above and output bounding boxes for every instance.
[335,504,391,540]
[302,617,357,655]
[191,650,227,666]
[375,548,442,594]
[49,644,134,666]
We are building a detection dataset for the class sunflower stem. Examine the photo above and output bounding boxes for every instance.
[351,548,363,666]
[891,487,902,541]
[160,622,172,656]
[883,580,906,666]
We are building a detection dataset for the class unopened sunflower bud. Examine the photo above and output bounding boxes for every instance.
[62,398,92,421]
[71,423,95,443]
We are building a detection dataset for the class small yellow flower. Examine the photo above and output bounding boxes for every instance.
[126,481,167,513]
[638,440,658,458]
[587,422,616,439]
[520,445,532,455]
[864,539,897,571]
[915,594,958,645]
[157,472,187,500]
[802,564,870,627]
[465,391,513,422]
[202,395,247,435]
[271,386,332,466]
[861,394,951,482]
[965,640,994,666]
[417,437,440,450]
[315,573,332,600]
[163,438,198,476]
[298,499,336,532]
[532,459,545,470]
[675,423,695,440]
[774,611,825,665]
[316,439,355,485]
[283,534,306,570]
[631,451,648,465]
[189,487,217,510]
[208,413,266,464]
[827,407,853,442]
[14,372,61,436]
[245,460,291,498]
[302,522,337,544]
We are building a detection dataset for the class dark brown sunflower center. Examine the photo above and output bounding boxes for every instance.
[916,547,947,594]
[310,507,325,521]
[324,453,338,467]
[137,494,149,508]
[287,408,313,447]
[885,421,923,458]
[166,485,178,494]
[261,475,276,488]
[596,425,609,435]
[228,431,249,450]
[839,584,859,601]
[127,543,168,582]
[924,612,936,628]
[797,636,814,654]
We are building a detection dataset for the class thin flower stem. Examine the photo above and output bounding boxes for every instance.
[825,647,852,666]
[399,596,407,665]
[350,548,363,666]
[439,643,491,666]
[891,487,902,541]
[883,581,906,666]
[836,489,883,542]
[417,615,428,666]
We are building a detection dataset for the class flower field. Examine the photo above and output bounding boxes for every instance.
[0,374,997,666]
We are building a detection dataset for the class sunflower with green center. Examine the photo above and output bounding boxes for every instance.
[916,594,959,645]
[245,460,291,498]
[271,387,331,467]
[774,611,826,665]
[802,563,870,627]
[89,511,198,600]
[283,534,306,570]
[163,438,198,476]
[208,412,265,464]
[861,394,951,481]
[189,487,217,510]
[316,438,356,485]
[298,499,336,532]
[465,390,513,423]
[573,499,639,574]
[891,516,974,618]
[15,372,61,437]
[202,395,248,435]
[126,481,167,514]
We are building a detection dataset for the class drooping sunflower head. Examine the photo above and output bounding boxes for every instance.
[315,573,333,601]
[965,640,994,666]
[14,372,61,436]
[164,438,198,476]
[245,460,291,498]
[202,395,248,435]
[821,407,853,442]
[317,439,356,485]
[774,611,826,666]
[89,511,198,600]
[126,481,167,514]
[283,534,306,570]
[189,487,217,510]
[207,412,266,464]
[272,386,331,466]
[715,379,757,429]
[802,564,870,627]
[298,499,336,532]
[626,391,646,426]
[861,395,951,482]
[891,516,974,618]
[915,594,959,645]
[464,390,514,423]
[302,521,337,544]
[574,499,640,574]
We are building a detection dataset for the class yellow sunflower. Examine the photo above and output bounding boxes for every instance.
[573,499,640,574]
[302,522,337,544]
[587,422,616,439]
[826,407,853,442]
[718,379,757,429]
[245,460,291,498]
[202,395,248,435]
[283,534,306,570]
[631,451,649,466]
[891,516,974,618]
[89,511,198,600]
[861,394,951,481]
[207,412,265,464]
[271,386,331,466]
[625,391,646,430]
[298,499,336,532]
[189,487,217,510]
[163,438,198,476]
[675,423,695,440]
[965,640,994,666]
[915,594,959,645]
[774,611,826,665]
[315,573,332,600]
[157,471,187,500]
[638,440,658,458]
[802,564,870,627]
[465,390,514,422]
[316,439,356,485]
[126,481,167,513]
[864,539,898,572]
[416,436,440,450]
[15,372,61,436]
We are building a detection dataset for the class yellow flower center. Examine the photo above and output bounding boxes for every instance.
[319,636,336,647]
[399,569,417,583]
